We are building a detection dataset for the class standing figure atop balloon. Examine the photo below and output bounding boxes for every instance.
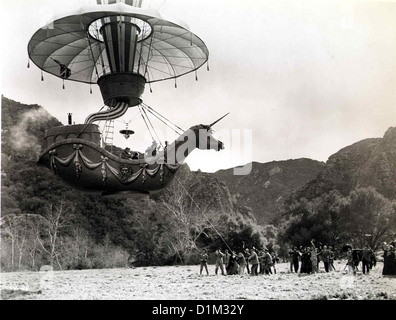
[28,0,227,197]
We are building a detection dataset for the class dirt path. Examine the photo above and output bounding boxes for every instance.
[1,261,395,300]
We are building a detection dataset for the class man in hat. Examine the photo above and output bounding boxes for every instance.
[121,147,132,159]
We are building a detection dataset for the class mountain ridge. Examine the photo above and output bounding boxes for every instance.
[212,158,326,224]
[292,127,396,202]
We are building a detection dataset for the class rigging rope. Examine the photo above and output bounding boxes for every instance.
[114,111,141,125]
[144,108,175,133]
[142,102,184,134]
[140,105,164,148]
[138,105,156,142]
[174,175,234,253]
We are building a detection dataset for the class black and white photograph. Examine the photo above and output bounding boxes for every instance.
[1,0,396,307]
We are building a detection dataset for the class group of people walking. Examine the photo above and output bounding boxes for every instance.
[290,240,396,276]
[199,240,396,277]
[344,245,377,275]
[199,247,278,276]
[290,240,378,275]
[289,240,337,274]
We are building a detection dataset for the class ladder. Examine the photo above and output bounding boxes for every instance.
[104,120,115,152]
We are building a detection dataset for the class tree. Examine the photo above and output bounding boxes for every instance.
[59,226,91,269]
[160,180,215,264]
[223,217,265,253]
[0,213,46,271]
[337,187,396,250]
[280,190,345,248]
[25,215,47,270]
[36,199,75,269]
[1,214,20,270]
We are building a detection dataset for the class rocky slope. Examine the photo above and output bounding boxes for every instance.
[295,127,396,201]
[213,159,326,224]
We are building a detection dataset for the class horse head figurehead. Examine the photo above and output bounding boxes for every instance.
[190,124,225,151]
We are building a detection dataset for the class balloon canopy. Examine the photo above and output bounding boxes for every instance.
[27,1,209,106]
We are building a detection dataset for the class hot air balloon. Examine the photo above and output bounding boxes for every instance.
[28,0,226,197]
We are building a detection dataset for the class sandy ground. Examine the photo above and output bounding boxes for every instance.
[1,261,395,300]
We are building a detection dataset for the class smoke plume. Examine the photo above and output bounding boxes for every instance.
[9,108,53,158]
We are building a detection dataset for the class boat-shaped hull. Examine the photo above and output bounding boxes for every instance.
[38,125,179,197]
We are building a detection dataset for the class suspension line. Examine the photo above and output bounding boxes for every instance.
[142,102,184,134]
[138,105,156,143]
[140,105,164,148]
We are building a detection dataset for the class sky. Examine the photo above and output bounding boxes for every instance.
[1,0,396,172]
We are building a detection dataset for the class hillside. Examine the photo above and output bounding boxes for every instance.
[292,127,396,201]
[281,127,396,249]
[214,159,326,224]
